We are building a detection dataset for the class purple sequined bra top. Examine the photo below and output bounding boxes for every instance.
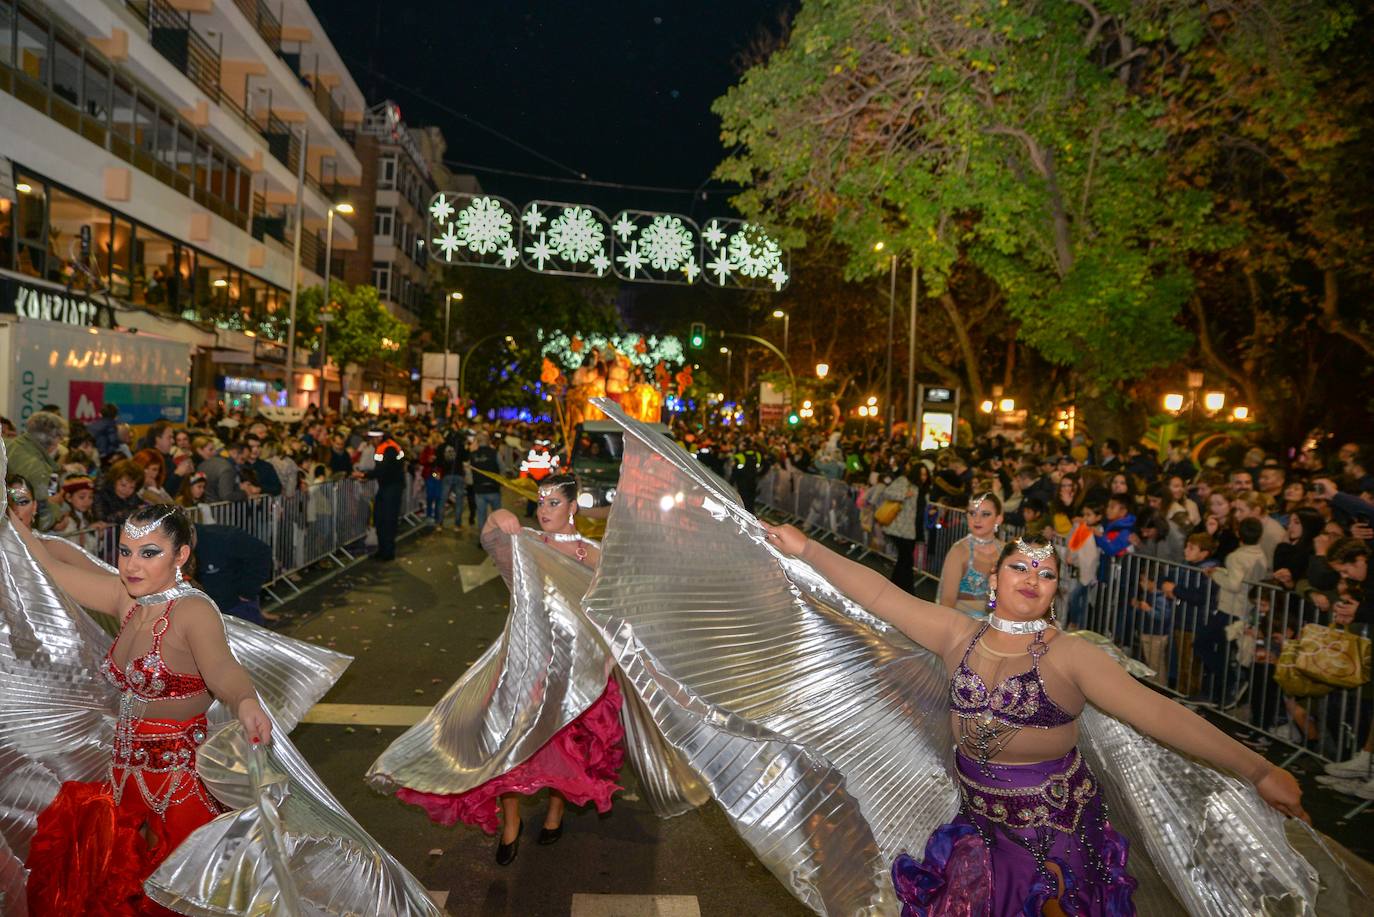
[950,623,1076,731]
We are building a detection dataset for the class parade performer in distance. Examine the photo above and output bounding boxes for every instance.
[519,437,561,482]
[11,503,272,915]
[762,524,1305,915]
[938,492,1006,618]
[370,474,623,867]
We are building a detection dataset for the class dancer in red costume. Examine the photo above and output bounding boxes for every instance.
[10,503,272,916]
[390,474,623,866]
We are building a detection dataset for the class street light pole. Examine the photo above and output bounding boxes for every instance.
[772,309,789,357]
[284,126,308,407]
[884,253,896,435]
[445,291,462,393]
[319,201,352,409]
[720,346,732,401]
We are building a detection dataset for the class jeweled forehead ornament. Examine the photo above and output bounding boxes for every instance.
[123,506,179,541]
[1015,537,1056,568]
[969,492,992,512]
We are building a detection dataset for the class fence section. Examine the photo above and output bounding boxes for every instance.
[758,467,1370,767]
[56,474,428,603]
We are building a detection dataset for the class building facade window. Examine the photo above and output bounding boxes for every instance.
[374,206,393,240]
[371,261,391,297]
[378,154,396,189]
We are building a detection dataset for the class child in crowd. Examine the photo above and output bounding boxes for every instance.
[1096,495,1136,559]
[1135,570,1175,686]
[1063,509,1100,631]
[1164,533,1220,697]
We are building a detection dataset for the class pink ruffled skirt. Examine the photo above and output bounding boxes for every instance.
[397,676,626,834]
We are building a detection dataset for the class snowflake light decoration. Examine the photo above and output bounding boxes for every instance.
[522,204,546,233]
[453,196,513,255]
[525,233,553,270]
[425,192,520,270]
[638,215,694,270]
[539,330,687,372]
[616,242,645,279]
[547,206,606,264]
[429,194,455,223]
[433,225,462,261]
[727,224,783,278]
[701,218,789,290]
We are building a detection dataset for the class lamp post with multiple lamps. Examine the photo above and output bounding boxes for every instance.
[1162,371,1249,448]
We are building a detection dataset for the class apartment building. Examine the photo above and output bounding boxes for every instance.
[0,0,365,409]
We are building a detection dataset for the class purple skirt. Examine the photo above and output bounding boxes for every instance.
[893,748,1136,916]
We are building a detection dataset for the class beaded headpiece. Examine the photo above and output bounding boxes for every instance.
[7,483,33,505]
[1014,537,1057,568]
[969,492,995,512]
[122,505,179,540]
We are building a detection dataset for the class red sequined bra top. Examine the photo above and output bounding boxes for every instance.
[99,600,208,700]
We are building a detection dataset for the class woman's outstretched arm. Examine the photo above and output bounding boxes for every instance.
[8,511,124,616]
[766,523,975,658]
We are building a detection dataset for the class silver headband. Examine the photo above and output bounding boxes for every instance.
[1014,537,1056,568]
[969,492,994,512]
[123,505,179,540]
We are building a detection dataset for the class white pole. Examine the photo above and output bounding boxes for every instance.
[284,126,308,406]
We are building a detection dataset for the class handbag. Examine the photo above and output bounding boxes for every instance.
[874,500,903,526]
[1293,622,1372,689]
[1274,638,1333,698]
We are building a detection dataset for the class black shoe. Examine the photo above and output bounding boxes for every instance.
[496,818,522,865]
[537,823,563,846]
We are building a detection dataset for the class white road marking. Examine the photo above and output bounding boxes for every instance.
[570,894,701,917]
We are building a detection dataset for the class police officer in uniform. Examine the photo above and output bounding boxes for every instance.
[731,437,767,515]
[356,424,406,561]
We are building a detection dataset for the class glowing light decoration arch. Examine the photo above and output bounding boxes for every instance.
[427,192,788,291]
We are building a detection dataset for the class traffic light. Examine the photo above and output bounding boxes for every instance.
[689,322,705,349]
[787,412,800,426]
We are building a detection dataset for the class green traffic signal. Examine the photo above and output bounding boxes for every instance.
[787,412,800,425]
[689,321,706,349]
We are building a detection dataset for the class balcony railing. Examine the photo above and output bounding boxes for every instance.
[232,0,283,52]
[126,0,222,100]
[306,77,345,132]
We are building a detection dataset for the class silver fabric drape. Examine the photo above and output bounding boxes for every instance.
[145,719,444,916]
[368,530,706,817]
[0,437,433,915]
[584,400,958,916]
[586,399,1367,917]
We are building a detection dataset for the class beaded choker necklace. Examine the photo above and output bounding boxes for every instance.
[969,534,998,548]
[987,613,1050,635]
[540,531,589,563]
[134,583,203,606]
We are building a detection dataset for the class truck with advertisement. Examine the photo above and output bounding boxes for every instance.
[0,316,191,427]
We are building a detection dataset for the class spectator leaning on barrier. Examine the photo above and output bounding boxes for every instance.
[131,449,174,504]
[94,460,147,525]
[1206,516,1270,619]
[201,441,249,502]
[242,434,283,497]
[1271,507,1324,592]
[4,411,67,530]
[1328,538,1370,628]
[870,458,926,595]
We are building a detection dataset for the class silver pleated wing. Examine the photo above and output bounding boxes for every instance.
[367,530,706,817]
[583,400,959,916]
[145,718,444,916]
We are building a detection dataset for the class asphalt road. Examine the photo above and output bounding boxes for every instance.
[273,499,1374,917]
[277,508,811,917]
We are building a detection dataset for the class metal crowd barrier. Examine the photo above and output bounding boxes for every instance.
[759,467,1370,773]
[52,471,430,605]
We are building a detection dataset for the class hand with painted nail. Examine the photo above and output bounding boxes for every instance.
[237,696,273,747]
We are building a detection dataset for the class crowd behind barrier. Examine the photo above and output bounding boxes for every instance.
[759,466,1371,771]
[55,476,427,604]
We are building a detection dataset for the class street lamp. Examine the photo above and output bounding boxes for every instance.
[771,308,789,356]
[1162,392,1185,413]
[980,399,994,414]
[999,398,1016,413]
[322,201,353,307]
[1163,373,1228,447]
[719,346,732,401]
[1203,391,1226,413]
[444,291,462,395]
[1232,405,1251,421]
[815,362,829,379]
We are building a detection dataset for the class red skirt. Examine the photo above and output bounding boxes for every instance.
[398,675,626,834]
[26,714,222,917]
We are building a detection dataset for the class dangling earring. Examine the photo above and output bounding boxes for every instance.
[987,588,997,611]
[1047,600,1059,627]
[174,565,184,585]
[568,513,576,526]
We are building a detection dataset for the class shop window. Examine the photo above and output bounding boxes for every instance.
[16,7,47,85]
[378,154,396,189]
[51,32,80,107]
[14,174,45,278]
[103,217,133,299]
[0,197,13,273]
[374,206,393,239]
[44,186,111,288]
[133,227,176,310]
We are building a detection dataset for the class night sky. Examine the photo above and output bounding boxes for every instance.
[312,0,794,220]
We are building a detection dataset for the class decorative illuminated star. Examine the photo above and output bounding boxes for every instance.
[525,233,553,270]
[591,251,611,276]
[702,220,726,248]
[769,264,790,291]
[522,205,546,233]
[612,213,636,241]
[500,242,520,267]
[616,242,645,279]
[433,224,461,261]
[705,248,733,283]
[429,194,455,223]
[683,260,701,283]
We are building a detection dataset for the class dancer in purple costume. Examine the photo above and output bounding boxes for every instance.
[762,526,1306,916]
